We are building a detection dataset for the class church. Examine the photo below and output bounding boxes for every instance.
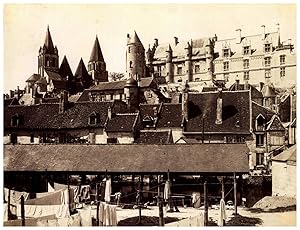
[20,26,108,105]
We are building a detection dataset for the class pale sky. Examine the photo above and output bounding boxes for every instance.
[3,4,296,93]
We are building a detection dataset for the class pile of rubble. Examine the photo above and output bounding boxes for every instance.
[252,196,296,210]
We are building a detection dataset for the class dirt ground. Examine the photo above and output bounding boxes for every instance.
[78,205,296,226]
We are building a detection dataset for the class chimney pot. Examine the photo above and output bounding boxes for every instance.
[174,37,179,46]
[215,88,223,125]
[261,25,266,40]
[154,38,158,47]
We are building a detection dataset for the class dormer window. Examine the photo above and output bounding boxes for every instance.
[243,46,250,55]
[255,114,265,131]
[89,112,100,126]
[143,116,154,127]
[264,43,271,53]
[223,48,230,58]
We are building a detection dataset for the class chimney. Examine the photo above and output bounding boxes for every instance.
[261,25,266,40]
[154,38,158,47]
[10,90,14,98]
[182,91,189,121]
[107,106,112,120]
[287,39,292,45]
[235,29,242,44]
[244,80,249,90]
[174,37,179,46]
[259,82,264,92]
[215,88,223,125]
[59,90,68,113]
[235,79,240,91]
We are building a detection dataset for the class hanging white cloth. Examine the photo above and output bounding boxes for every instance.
[163,180,171,200]
[218,198,227,226]
[48,183,55,192]
[104,178,112,203]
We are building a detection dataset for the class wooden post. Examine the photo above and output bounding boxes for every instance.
[21,195,25,226]
[167,170,173,212]
[137,189,141,225]
[158,195,164,226]
[7,188,11,221]
[234,172,238,215]
[157,175,160,206]
[96,183,99,226]
[204,180,208,226]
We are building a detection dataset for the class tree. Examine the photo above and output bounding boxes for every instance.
[109,72,125,82]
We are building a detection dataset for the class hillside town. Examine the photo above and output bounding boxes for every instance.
[3,21,296,227]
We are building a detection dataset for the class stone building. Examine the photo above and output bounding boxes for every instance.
[213,24,296,89]
[272,145,296,197]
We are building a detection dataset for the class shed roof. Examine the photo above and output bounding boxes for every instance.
[272,145,296,162]
[4,144,249,173]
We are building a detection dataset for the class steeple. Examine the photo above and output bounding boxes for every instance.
[75,58,92,89]
[38,26,59,77]
[88,35,108,84]
[44,25,55,54]
[89,36,104,62]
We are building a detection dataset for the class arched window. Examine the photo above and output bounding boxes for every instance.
[130,61,133,68]
[255,114,265,131]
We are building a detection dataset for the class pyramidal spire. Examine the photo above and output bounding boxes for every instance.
[44,25,55,53]
[59,56,73,79]
[75,58,89,78]
[89,35,104,62]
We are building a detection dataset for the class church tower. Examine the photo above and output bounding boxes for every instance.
[88,36,108,85]
[38,26,59,77]
[126,31,145,82]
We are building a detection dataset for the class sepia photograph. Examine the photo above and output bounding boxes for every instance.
[2,3,297,227]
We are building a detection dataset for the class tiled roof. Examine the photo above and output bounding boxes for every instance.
[41,98,60,104]
[229,82,263,98]
[272,145,296,162]
[4,101,119,129]
[185,91,251,133]
[4,144,250,173]
[135,130,172,144]
[68,94,82,103]
[153,38,211,61]
[77,90,90,102]
[4,98,20,107]
[89,36,104,62]
[26,74,41,82]
[251,101,276,128]
[140,104,161,120]
[214,31,279,60]
[90,78,155,92]
[105,113,139,132]
[45,70,62,81]
[156,104,183,128]
[266,115,285,131]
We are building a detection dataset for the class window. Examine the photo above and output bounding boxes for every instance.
[129,61,133,68]
[195,64,200,73]
[243,59,249,69]
[256,153,264,166]
[243,46,250,55]
[157,65,162,76]
[265,69,271,78]
[280,67,285,78]
[223,48,230,58]
[264,57,271,67]
[224,73,229,82]
[11,114,19,127]
[128,47,130,53]
[244,71,249,80]
[89,112,99,126]
[256,114,265,131]
[30,133,34,143]
[223,62,229,71]
[256,134,265,147]
[177,65,183,75]
[280,55,285,65]
[264,43,271,53]
[177,78,182,83]
[107,137,118,144]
